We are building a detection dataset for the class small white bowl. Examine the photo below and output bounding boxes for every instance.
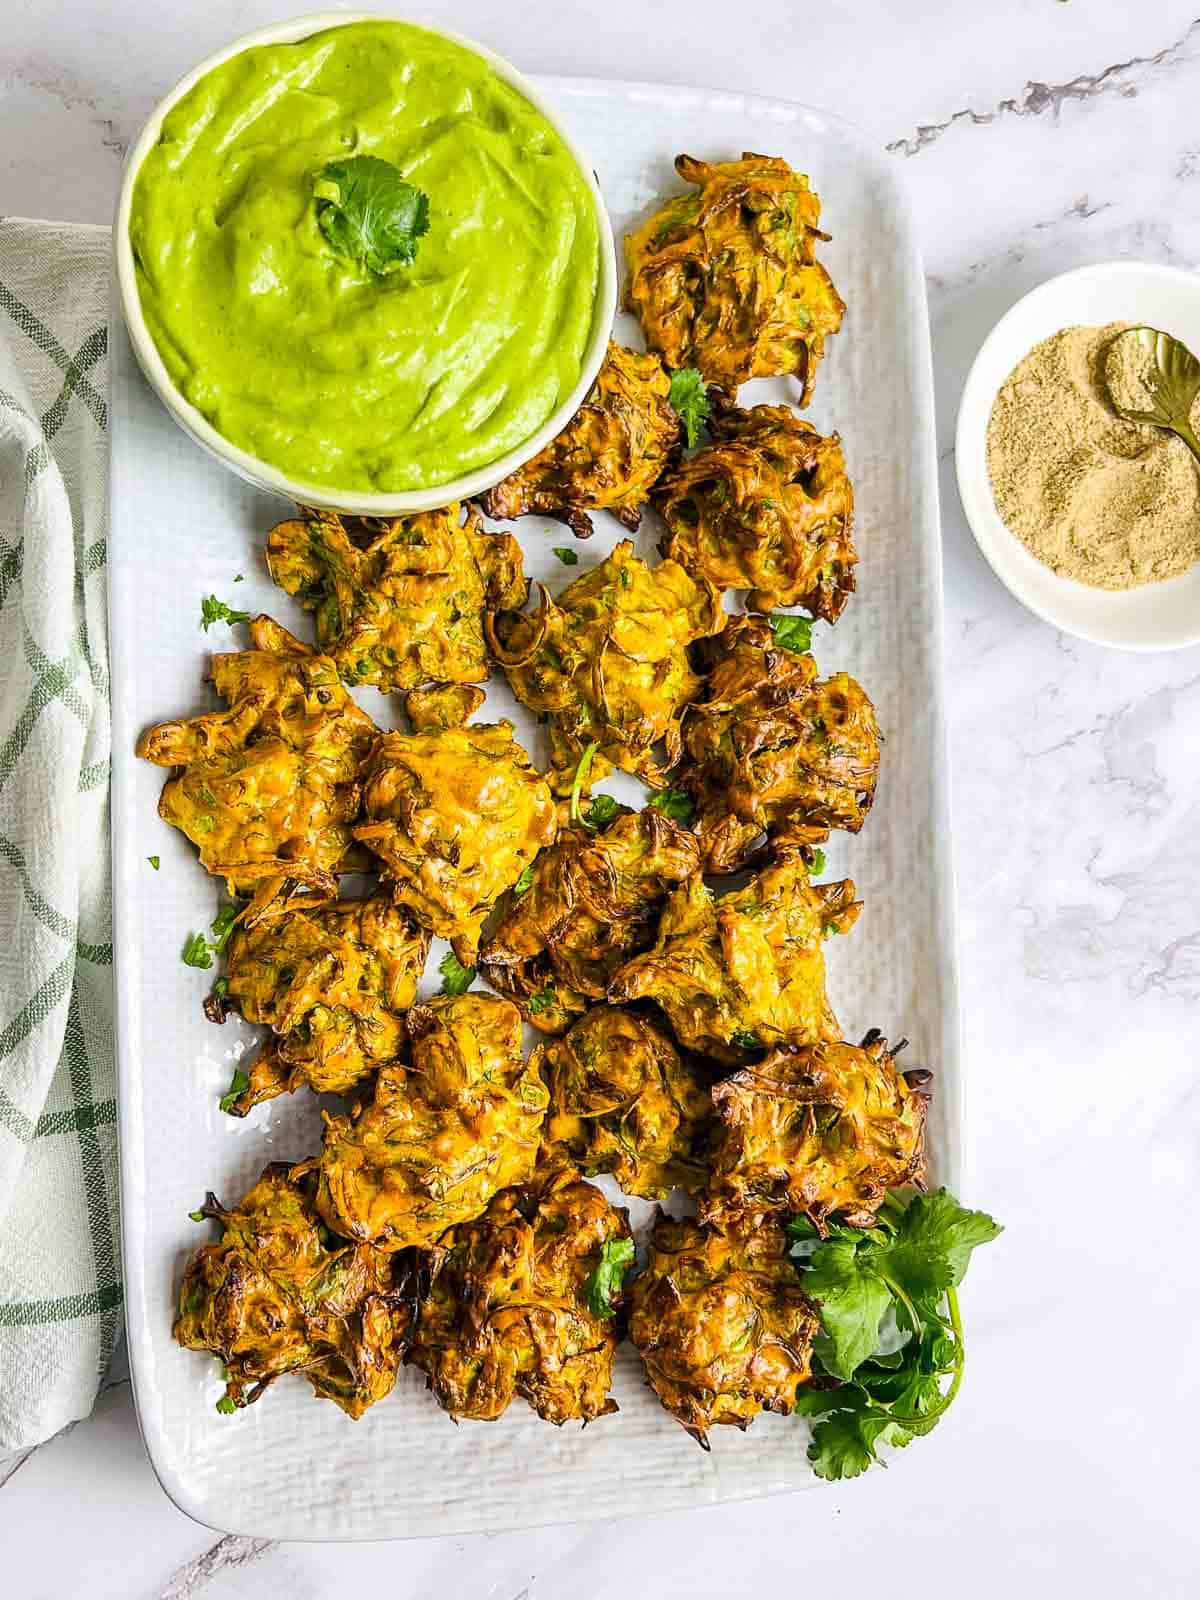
[114,12,617,515]
[956,260,1200,652]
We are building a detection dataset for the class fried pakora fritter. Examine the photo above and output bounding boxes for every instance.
[478,805,700,1033]
[535,1006,714,1199]
[624,153,845,399]
[352,723,557,961]
[409,1165,632,1424]
[137,617,377,921]
[655,399,856,619]
[265,503,527,693]
[628,1213,818,1441]
[701,1032,930,1235]
[403,682,485,733]
[217,894,430,1114]
[301,994,548,1253]
[175,1163,416,1417]
[678,614,881,873]
[486,540,725,793]
[608,852,860,1064]
[479,342,681,539]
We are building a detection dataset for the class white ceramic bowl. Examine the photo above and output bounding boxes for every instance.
[114,12,617,515]
[956,260,1200,652]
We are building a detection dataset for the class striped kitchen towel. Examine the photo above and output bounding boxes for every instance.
[0,218,119,1451]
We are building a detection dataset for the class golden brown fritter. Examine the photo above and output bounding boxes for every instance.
[217,895,430,1114]
[535,1006,714,1199]
[701,1032,929,1235]
[624,153,845,399]
[301,994,548,1253]
[403,683,485,733]
[175,1163,416,1417]
[352,723,557,961]
[486,540,725,794]
[609,852,860,1064]
[409,1165,632,1424]
[679,614,881,873]
[655,400,856,619]
[478,805,700,1033]
[264,503,527,693]
[628,1213,818,1442]
[137,617,377,922]
[479,342,681,539]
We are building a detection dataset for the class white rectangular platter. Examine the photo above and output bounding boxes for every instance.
[109,75,958,1541]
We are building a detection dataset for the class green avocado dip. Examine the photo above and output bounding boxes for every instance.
[128,21,602,492]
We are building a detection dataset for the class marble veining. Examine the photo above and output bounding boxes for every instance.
[2,2,1199,1595]
[887,14,1200,155]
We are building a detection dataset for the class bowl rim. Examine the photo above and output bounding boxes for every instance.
[955,258,1200,653]
[113,10,618,515]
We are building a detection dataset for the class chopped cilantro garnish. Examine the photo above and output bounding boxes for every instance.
[209,903,240,954]
[527,986,557,1016]
[512,862,535,898]
[147,856,160,871]
[647,788,694,824]
[218,1068,249,1114]
[215,1395,241,1415]
[585,793,621,828]
[188,1208,206,1222]
[552,547,579,566]
[439,949,476,996]
[808,847,826,877]
[315,156,430,276]
[769,613,814,655]
[182,902,242,974]
[583,1235,636,1318]
[200,595,251,631]
[182,932,213,970]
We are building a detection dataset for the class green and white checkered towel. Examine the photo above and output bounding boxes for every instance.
[0,218,119,1451]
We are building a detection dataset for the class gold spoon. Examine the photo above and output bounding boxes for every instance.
[1104,324,1200,468]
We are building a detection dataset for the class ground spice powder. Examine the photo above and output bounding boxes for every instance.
[986,321,1200,589]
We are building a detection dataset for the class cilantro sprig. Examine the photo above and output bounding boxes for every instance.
[314,156,430,277]
[668,367,711,447]
[582,1236,636,1319]
[789,1188,1001,1479]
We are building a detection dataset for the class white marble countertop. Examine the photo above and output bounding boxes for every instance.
[3,2,1200,1594]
